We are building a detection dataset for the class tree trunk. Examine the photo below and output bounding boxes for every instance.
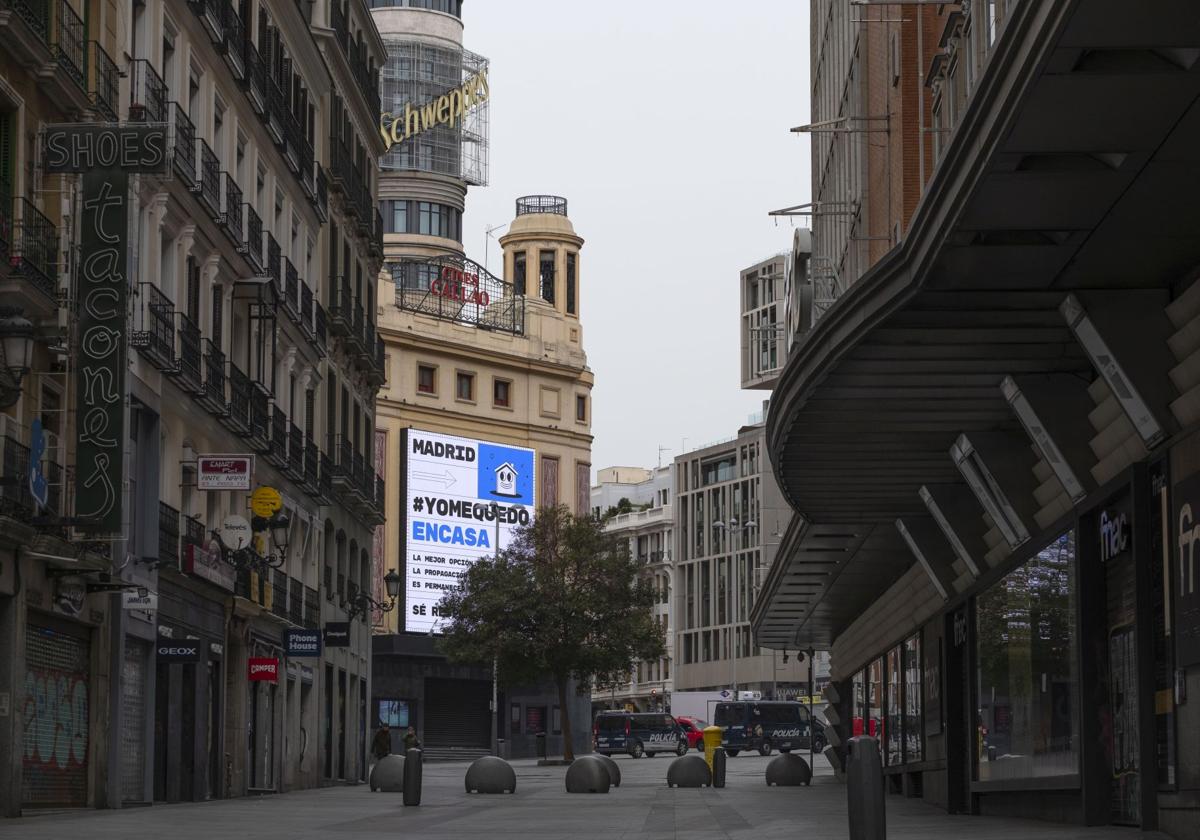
[557,676,575,761]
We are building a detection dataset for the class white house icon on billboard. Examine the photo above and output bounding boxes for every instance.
[494,463,519,497]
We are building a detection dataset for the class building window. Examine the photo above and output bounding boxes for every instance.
[566,252,577,315]
[977,529,1078,782]
[513,251,526,296]
[509,702,521,736]
[539,250,555,304]
[575,394,586,423]
[903,634,922,763]
[417,364,436,395]
[455,371,474,402]
[493,378,511,408]
[390,200,406,233]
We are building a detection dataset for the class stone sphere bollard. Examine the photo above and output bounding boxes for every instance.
[565,756,611,793]
[765,753,813,786]
[666,754,711,788]
[370,754,406,792]
[465,755,518,794]
[584,753,621,788]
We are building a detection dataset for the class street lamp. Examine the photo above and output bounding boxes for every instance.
[212,510,292,573]
[346,569,401,620]
[0,307,34,409]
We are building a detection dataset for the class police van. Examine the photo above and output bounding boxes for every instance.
[712,701,819,757]
[592,712,687,758]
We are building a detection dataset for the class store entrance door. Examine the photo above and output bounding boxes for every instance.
[1105,543,1139,825]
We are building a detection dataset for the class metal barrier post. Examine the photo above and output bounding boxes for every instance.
[536,732,547,759]
[711,746,727,788]
[846,736,885,840]
[403,748,423,806]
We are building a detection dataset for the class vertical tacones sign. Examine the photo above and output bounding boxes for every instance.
[43,124,167,533]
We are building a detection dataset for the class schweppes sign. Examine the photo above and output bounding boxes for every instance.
[380,69,490,153]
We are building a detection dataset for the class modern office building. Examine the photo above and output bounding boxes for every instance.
[591,466,674,712]
[673,425,810,697]
[0,0,386,815]
[754,2,1200,837]
[368,2,594,760]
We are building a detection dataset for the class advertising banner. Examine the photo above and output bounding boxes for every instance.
[197,455,253,490]
[182,542,236,592]
[248,657,278,682]
[403,428,536,633]
[324,622,350,648]
[157,638,203,663]
[284,628,321,657]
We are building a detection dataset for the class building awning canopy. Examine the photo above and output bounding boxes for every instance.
[756,0,1200,650]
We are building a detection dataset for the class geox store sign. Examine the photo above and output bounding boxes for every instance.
[379,69,490,152]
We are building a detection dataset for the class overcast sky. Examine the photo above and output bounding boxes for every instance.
[460,2,812,476]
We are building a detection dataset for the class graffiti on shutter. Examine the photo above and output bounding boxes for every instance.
[22,623,90,807]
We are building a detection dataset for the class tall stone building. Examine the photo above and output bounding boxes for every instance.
[0,0,385,814]
[369,2,593,760]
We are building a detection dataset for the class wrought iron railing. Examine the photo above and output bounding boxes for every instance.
[266,233,281,292]
[300,282,314,337]
[304,440,319,493]
[130,58,167,123]
[226,361,252,434]
[265,75,285,144]
[13,198,58,300]
[222,173,243,248]
[175,313,203,392]
[222,4,246,79]
[249,387,270,447]
[190,0,226,44]
[170,102,197,187]
[196,139,221,217]
[324,564,333,602]
[315,302,327,348]
[158,502,180,568]
[0,434,32,518]
[51,0,86,92]
[133,283,176,371]
[283,259,300,321]
[288,576,304,625]
[8,0,48,39]
[0,179,12,263]
[201,339,226,414]
[244,203,263,272]
[183,512,205,551]
[516,195,568,217]
[44,460,63,519]
[243,37,266,115]
[287,422,303,477]
[330,435,353,485]
[304,585,319,629]
[392,254,526,336]
[268,403,287,465]
[328,275,352,335]
[89,40,119,120]
[271,568,289,619]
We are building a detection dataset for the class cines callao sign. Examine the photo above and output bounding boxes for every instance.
[379,69,489,152]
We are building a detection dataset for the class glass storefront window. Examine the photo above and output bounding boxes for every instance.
[886,647,902,766]
[852,670,866,737]
[976,529,1079,782]
[904,635,923,763]
[867,658,883,739]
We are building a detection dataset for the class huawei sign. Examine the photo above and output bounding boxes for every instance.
[248,657,278,682]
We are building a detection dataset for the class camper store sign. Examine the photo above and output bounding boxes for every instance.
[44,124,168,532]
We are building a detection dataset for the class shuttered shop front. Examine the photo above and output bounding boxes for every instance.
[23,620,91,807]
[423,678,490,748]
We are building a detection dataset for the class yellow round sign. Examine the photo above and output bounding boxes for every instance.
[249,486,283,518]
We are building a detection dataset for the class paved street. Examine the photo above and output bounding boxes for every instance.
[0,753,1165,840]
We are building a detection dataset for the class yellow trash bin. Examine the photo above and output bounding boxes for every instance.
[702,725,724,773]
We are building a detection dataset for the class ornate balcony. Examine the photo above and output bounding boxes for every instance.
[222,4,245,80]
[159,502,180,568]
[249,387,271,451]
[328,276,352,336]
[195,139,222,219]
[129,58,167,123]
[244,203,263,273]
[243,37,266,115]
[170,102,198,189]
[221,173,244,250]
[45,0,88,108]
[222,361,252,436]
[89,40,119,120]
[183,512,205,552]
[11,198,58,301]
[189,0,225,45]
[330,435,353,492]
[285,422,304,481]
[172,313,204,394]
[265,75,285,146]
[131,283,177,373]
[270,568,288,620]
[266,404,288,468]
[199,339,227,416]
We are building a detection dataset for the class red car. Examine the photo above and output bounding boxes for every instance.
[675,716,710,752]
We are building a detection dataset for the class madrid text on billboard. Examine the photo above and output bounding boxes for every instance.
[412,437,475,461]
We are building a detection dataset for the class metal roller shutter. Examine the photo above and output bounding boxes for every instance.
[23,621,90,808]
[120,639,149,802]
[423,678,490,748]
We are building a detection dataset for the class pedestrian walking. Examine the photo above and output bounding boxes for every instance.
[404,725,421,751]
[372,723,392,761]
